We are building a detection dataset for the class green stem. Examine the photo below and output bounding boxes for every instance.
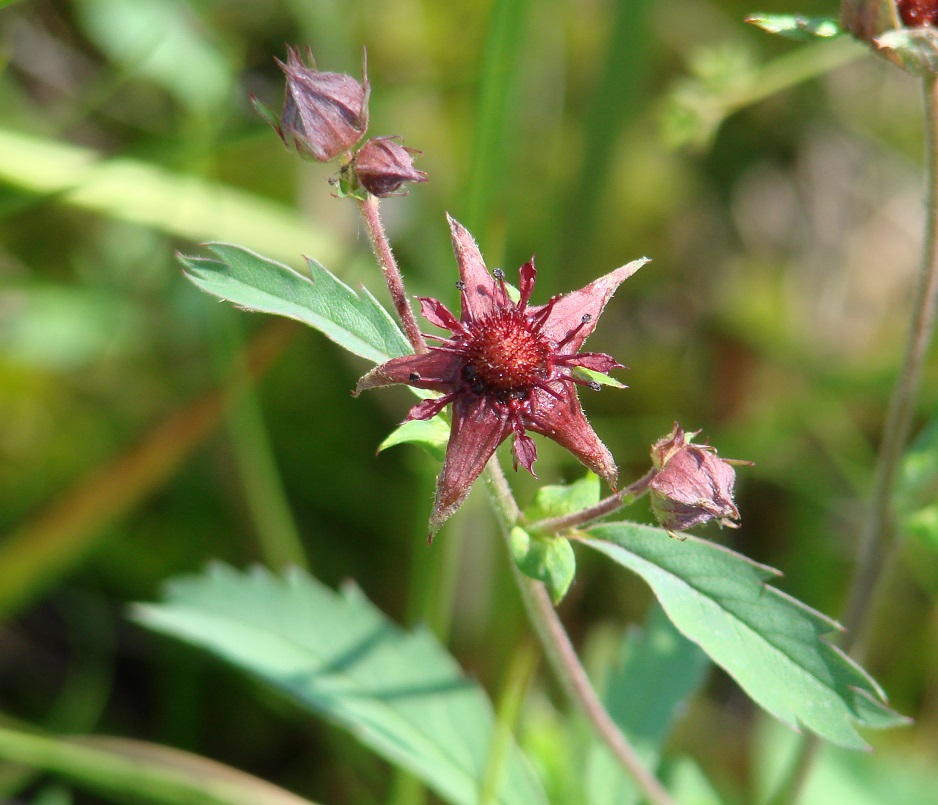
[358,194,428,354]
[483,461,676,805]
[778,73,938,805]
[525,470,655,535]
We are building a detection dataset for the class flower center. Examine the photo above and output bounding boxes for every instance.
[462,311,550,395]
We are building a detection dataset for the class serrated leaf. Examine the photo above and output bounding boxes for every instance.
[378,415,450,461]
[132,564,547,805]
[179,244,412,364]
[524,473,600,524]
[876,28,938,75]
[583,523,908,749]
[747,14,842,41]
[510,526,576,604]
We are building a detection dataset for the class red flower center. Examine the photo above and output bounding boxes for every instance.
[462,310,550,395]
[898,0,938,27]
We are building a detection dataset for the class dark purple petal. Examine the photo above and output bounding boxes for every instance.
[517,260,537,309]
[524,387,617,487]
[536,257,649,350]
[406,394,454,421]
[429,396,511,537]
[417,296,463,333]
[355,350,460,394]
[563,352,624,373]
[512,430,539,475]
[447,214,500,322]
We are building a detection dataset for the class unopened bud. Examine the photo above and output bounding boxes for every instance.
[351,136,428,197]
[648,423,749,536]
[262,47,369,162]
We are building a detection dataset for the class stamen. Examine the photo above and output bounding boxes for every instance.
[556,313,593,349]
[409,372,421,382]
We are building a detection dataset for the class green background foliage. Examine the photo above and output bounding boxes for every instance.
[1,0,937,802]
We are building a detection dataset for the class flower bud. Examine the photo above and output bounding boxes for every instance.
[351,136,428,197]
[647,423,748,536]
[266,47,369,162]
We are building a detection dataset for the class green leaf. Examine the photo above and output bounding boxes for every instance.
[179,244,412,364]
[0,725,319,805]
[524,473,600,524]
[572,366,627,390]
[378,416,450,461]
[875,28,938,76]
[586,604,710,805]
[509,526,576,604]
[746,15,843,41]
[583,522,909,749]
[897,417,938,548]
[132,564,548,805]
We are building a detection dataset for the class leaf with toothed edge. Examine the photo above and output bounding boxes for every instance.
[132,564,549,805]
[582,522,909,749]
[179,243,412,364]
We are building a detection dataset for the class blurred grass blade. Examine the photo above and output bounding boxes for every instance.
[180,244,412,364]
[0,128,332,263]
[464,0,528,240]
[0,725,319,805]
[133,563,549,805]
[0,320,296,621]
[584,522,910,750]
[586,604,710,805]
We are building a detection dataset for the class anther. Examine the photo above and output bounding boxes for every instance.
[455,281,466,291]
[493,268,505,279]
[588,380,601,391]
[409,372,421,382]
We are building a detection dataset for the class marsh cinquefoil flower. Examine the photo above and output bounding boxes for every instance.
[357,215,648,538]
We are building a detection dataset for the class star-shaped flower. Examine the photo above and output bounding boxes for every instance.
[357,215,648,538]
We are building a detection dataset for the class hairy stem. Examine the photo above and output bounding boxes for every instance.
[780,74,938,805]
[841,74,938,655]
[483,460,676,805]
[525,470,655,535]
[358,194,428,354]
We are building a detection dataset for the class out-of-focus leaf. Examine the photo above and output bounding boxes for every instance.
[0,322,294,621]
[379,416,449,461]
[0,128,331,264]
[524,473,600,525]
[746,15,843,41]
[73,0,233,111]
[133,564,548,805]
[180,244,411,364]
[583,522,909,749]
[897,417,938,548]
[0,725,319,805]
[586,604,710,805]
[509,526,576,605]
[0,286,137,370]
[876,28,938,75]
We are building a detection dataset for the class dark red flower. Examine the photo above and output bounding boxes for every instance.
[265,47,369,162]
[357,215,648,538]
[352,136,428,197]
[647,423,750,536]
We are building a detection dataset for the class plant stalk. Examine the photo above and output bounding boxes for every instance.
[841,73,938,655]
[358,194,428,354]
[778,73,938,805]
[483,461,676,805]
